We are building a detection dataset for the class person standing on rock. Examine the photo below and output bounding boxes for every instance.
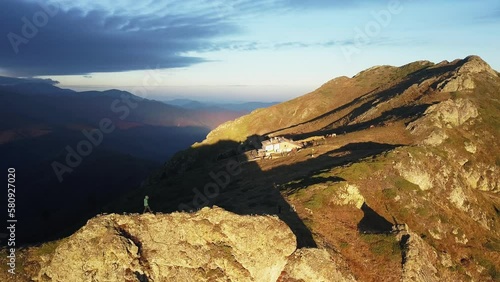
[143,195,153,213]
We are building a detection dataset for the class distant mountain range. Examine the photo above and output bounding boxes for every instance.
[163,98,279,112]
[0,78,276,244]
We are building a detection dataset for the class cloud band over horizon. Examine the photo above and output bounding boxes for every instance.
[0,0,499,102]
[1,0,241,76]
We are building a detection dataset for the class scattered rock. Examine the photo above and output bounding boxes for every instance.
[331,183,365,209]
[449,183,469,212]
[455,234,469,245]
[440,252,453,268]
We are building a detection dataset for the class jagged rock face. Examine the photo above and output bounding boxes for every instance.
[395,154,434,191]
[437,56,497,92]
[437,74,475,92]
[458,55,498,77]
[399,232,439,282]
[33,207,353,282]
[407,98,478,146]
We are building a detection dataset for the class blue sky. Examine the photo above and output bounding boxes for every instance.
[1,0,499,102]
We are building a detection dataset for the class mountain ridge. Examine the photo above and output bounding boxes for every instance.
[3,55,499,281]
[201,55,496,146]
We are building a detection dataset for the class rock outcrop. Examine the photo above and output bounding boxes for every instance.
[407,98,479,146]
[399,232,439,282]
[457,55,498,77]
[330,183,365,209]
[280,248,356,282]
[437,55,497,92]
[32,207,354,282]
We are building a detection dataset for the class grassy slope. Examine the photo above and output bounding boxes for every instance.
[202,60,434,144]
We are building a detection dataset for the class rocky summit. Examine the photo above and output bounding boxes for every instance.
[7,207,355,282]
[2,55,499,282]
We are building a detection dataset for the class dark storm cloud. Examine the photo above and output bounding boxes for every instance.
[0,0,412,76]
[0,76,59,85]
[0,0,238,76]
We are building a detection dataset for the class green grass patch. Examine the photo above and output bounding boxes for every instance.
[382,188,397,199]
[476,256,499,280]
[303,218,315,230]
[290,185,308,200]
[337,162,372,180]
[393,176,421,192]
[322,183,340,196]
[336,156,389,181]
[399,207,410,218]
[35,240,61,256]
[438,213,450,223]
[416,207,429,217]
[450,264,465,273]
[305,193,326,209]
[312,172,333,179]
[361,234,401,257]
[285,179,302,185]
[483,238,500,252]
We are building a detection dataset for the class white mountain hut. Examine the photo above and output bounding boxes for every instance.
[261,137,302,153]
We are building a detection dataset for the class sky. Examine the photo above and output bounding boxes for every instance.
[0,0,499,102]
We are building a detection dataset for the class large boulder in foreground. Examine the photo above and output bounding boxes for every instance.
[32,207,354,282]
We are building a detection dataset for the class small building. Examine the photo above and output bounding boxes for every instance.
[261,137,302,153]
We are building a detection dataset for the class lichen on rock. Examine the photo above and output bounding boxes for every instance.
[280,248,356,282]
[407,98,479,146]
[399,232,439,282]
[330,183,365,209]
[33,207,354,282]
[437,55,498,92]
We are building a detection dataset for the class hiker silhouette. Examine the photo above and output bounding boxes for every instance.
[143,195,153,213]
